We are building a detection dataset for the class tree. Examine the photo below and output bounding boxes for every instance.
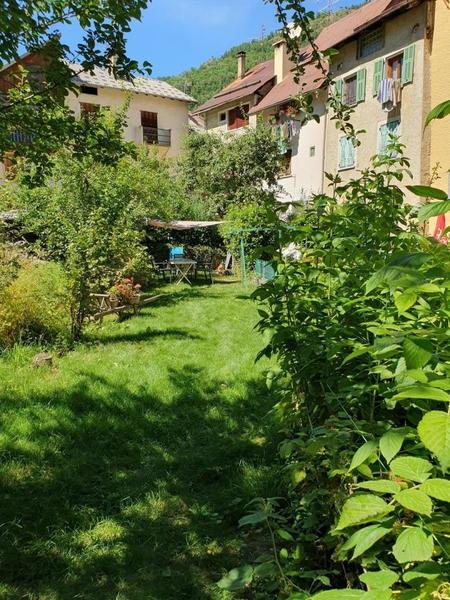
[0,0,151,106]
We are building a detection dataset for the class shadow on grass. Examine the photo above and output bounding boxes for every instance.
[0,365,279,599]
[88,327,203,346]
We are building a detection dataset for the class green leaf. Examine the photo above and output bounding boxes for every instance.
[335,495,390,530]
[277,528,294,541]
[217,565,253,591]
[420,478,450,502]
[402,561,441,582]
[395,291,417,313]
[311,591,365,599]
[418,411,450,472]
[390,457,433,483]
[407,185,448,200]
[239,511,268,526]
[343,346,370,365]
[417,200,450,223]
[403,338,433,370]
[347,525,391,560]
[424,99,450,128]
[392,385,450,403]
[380,430,406,464]
[392,527,434,564]
[395,489,433,516]
[349,441,378,472]
[355,480,401,494]
[254,561,277,578]
[360,569,399,590]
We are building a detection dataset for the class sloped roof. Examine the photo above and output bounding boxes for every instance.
[250,62,326,114]
[69,63,195,103]
[193,60,274,114]
[301,0,411,60]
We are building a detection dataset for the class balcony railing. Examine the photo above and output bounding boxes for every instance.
[141,126,171,147]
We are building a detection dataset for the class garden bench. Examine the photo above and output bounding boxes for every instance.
[90,293,166,323]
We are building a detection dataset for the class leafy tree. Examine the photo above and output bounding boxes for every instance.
[0,0,151,104]
[178,124,280,217]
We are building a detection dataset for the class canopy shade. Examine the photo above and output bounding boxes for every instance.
[146,219,224,231]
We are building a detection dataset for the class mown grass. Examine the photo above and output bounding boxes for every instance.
[0,282,279,599]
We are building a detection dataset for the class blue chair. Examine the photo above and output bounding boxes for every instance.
[170,246,184,260]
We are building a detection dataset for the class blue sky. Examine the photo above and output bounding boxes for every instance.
[62,0,352,78]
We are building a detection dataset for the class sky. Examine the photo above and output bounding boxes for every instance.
[61,0,352,79]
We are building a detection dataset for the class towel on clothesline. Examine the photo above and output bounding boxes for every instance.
[378,78,402,112]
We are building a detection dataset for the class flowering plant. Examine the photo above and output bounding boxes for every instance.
[285,104,299,117]
[110,278,141,305]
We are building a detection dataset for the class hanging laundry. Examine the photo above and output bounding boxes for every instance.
[378,78,395,112]
[393,79,402,107]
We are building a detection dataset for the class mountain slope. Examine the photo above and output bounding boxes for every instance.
[162,8,359,107]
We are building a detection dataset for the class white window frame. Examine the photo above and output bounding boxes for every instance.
[377,117,401,156]
[337,135,357,171]
[218,111,227,125]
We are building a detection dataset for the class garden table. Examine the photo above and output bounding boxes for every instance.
[170,258,197,285]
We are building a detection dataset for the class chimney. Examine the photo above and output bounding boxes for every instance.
[237,51,246,79]
[273,39,293,84]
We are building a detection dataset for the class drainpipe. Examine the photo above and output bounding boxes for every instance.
[320,90,328,195]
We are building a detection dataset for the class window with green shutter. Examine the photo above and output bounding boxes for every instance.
[378,119,400,156]
[373,59,384,96]
[334,79,343,99]
[356,68,367,103]
[338,136,356,169]
[401,44,415,85]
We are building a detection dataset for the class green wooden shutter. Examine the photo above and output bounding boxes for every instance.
[401,44,415,85]
[339,137,346,168]
[356,68,367,103]
[334,79,343,99]
[373,59,384,96]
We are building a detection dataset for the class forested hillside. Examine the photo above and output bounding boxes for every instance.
[162,8,358,107]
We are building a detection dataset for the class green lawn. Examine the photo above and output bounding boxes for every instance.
[0,282,278,599]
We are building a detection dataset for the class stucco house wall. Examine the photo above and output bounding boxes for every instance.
[429,0,450,190]
[203,93,256,135]
[324,4,428,202]
[257,92,327,203]
[66,87,189,158]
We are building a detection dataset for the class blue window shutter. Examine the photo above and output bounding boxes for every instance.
[373,59,384,96]
[339,137,355,168]
[339,137,346,168]
[356,68,367,103]
[379,119,400,155]
[401,44,415,85]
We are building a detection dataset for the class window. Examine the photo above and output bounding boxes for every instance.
[228,104,249,130]
[219,111,227,124]
[279,149,292,177]
[386,54,403,81]
[358,25,384,58]
[344,75,357,106]
[378,119,400,156]
[80,85,98,95]
[338,136,356,170]
[80,102,99,117]
[310,146,316,157]
[141,111,159,144]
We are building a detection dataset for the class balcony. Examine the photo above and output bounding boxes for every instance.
[139,126,171,147]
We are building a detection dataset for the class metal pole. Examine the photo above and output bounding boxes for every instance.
[240,236,247,285]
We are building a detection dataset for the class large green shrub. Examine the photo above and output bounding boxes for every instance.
[16,145,176,338]
[0,261,70,346]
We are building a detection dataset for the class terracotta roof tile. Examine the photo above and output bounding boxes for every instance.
[193,60,274,114]
[250,62,326,114]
